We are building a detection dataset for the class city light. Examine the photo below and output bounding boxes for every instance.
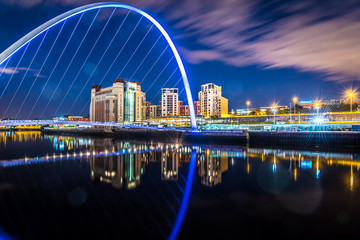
[345,89,357,112]
[271,104,278,124]
[246,100,251,116]
[311,115,327,125]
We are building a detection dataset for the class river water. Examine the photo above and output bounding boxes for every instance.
[0,131,359,239]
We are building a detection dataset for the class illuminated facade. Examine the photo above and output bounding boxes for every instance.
[161,88,179,116]
[90,79,145,123]
[194,101,202,115]
[179,101,190,116]
[198,83,228,118]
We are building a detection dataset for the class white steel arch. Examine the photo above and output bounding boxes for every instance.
[0,2,197,129]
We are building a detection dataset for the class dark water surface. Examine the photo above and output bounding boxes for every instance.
[0,131,359,239]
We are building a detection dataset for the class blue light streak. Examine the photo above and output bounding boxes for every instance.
[168,149,196,240]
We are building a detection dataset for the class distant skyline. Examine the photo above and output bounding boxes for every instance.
[0,0,359,118]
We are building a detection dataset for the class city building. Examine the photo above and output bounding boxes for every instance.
[161,88,179,116]
[178,101,189,116]
[67,116,89,121]
[235,108,256,116]
[194,101,202,115]
[299,100,313,109]
[147,104,161,118]
[90,79,145,123]
[330,99,345,106]
[198,83,228,118]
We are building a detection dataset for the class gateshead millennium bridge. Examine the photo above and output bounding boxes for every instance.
[0,2,197,130]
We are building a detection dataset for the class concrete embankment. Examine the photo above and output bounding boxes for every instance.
[248,131,360,153]
[37,128,360,150]
[41,128,248,145]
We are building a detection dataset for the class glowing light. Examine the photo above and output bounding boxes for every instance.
[0,2,197,129]
[293,97,298,103]
[168,149,196,240]
[311,115,327,125]
[246,101,251,106]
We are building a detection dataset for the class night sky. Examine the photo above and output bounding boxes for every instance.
[0,0,359,119]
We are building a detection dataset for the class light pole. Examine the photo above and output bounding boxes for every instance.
[289,102,292,124]
[272,104,277,125]
[293,97,298,116]
[246,101,251,116]
[346,89,357,113]
[314,101,320,115]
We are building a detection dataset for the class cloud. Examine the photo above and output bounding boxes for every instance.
[2,0,360,80]
[0,67,18,74]
[0,66,38,75]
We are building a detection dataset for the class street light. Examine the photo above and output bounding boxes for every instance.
[346,90,357,112]
[246,101,251,116]
[292,97,298,116]
[272,104,277,124]
[314,101,320,114]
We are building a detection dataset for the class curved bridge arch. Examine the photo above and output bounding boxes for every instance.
[0,2,197,129]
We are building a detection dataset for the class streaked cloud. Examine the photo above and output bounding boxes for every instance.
[0,67,18,74]
[1,0,360,80]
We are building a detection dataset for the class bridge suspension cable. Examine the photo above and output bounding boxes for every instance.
[77,31,163,116]
[149,66,179,104]
[40,9,101,119]
[15,20,67,119]
[0,57,11,78]
[115,25,154,79]
[56,8,117,115]
[0,3,197,129]
[145,56,175,94]
[3,31,49,118]
[140,46,169,84]
[127,34,162,82]
[67,14,150,115]
[27,13,85,119]
[0,43,30,102]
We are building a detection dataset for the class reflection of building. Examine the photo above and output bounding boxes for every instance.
[161,150,179,180]
[198,150,228,186]
[198,83,228,118]
[161,88,179,116]
[90,150,145,190]
[90,79,145,123]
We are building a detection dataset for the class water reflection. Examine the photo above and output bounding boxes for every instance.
[0,131,41,145]
[1,131,360,238]
[0,131,360,191]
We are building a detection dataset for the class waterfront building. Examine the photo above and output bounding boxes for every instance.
[299,100,313,109]
[178,101,190,116]
[161,88,179,116]
[198,83,228,118]
[148,104,161,118]
[194,101,202,115]
[235,108,256,116]
[67,116,89,121]
[90,79,145,123]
